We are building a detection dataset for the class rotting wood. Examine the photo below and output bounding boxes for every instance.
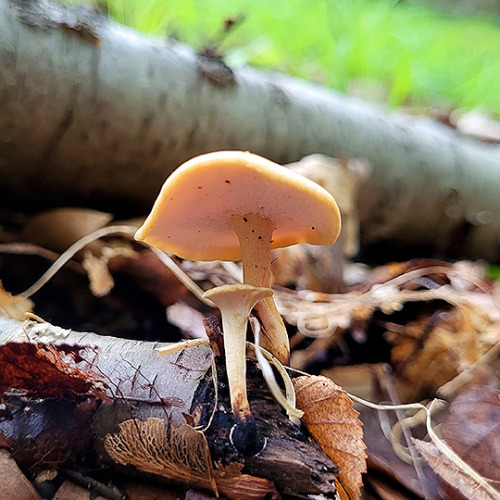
[0,316,338,497]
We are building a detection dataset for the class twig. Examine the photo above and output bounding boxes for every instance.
[60,468,127,500]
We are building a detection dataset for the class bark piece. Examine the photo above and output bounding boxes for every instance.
[0,342,108,399]
[0,317,338,497]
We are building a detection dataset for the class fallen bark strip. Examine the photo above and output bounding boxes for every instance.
[2,1,500,261]
[0,317,338,498]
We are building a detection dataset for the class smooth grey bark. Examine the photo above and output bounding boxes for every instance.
[2,0,500,260]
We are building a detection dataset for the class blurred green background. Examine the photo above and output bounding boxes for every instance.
[71,0,500,117]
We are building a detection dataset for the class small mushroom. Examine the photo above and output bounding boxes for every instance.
[135,151,341,363]
[203,283,272,456]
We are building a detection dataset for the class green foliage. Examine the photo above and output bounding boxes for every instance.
[70,0,500,116]
[486,264,500,280]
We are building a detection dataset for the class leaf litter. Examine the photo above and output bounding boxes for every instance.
[1,206,500,498]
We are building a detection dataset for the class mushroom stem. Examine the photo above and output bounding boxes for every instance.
[231,213,290,364]
[202,284,273,423]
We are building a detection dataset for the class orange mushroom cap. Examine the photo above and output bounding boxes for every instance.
[135,151,341,261]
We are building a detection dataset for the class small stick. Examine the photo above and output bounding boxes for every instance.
[60,468,126,500]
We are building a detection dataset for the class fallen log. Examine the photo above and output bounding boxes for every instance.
[0,316,338,498]
[2,0,500,260]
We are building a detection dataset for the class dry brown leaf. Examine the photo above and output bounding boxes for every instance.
[387,307,480,401]
[441,386,500,483]
[293,375,367,499]
[413,439,500,500]
[166,301,208,339]
[276,260,499,340]
[125,481,185,500]
[81,251,115,297]
[105,418,218,494]
[287,154,369,257]
[0,283,33,320]
[0,449,41,500]
[273,243,345,293]
[365,475,419,500]
[20,208,112,254]
[271,244,310,289]
[321,364,385,403]
[104,418,277,500]
[108,249,188,307]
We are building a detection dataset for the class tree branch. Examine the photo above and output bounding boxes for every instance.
[2,0,500,260]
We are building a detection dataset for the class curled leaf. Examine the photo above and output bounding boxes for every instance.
[293,375,367,499]
[20,207,112,254]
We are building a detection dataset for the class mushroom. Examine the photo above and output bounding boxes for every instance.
[203,283,272,456]
[135,151,341,364]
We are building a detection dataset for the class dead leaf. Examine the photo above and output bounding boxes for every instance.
[413,439,499,500]
[105,418,277,500]
[0,342,108,400]
[271,244,310,289]
[276,278,495,341]
[0,449,41,500]
[81,251,115,297]
[272,243,345,293]
[20,208,112,254]
[166,301,208,339]
[321,364,386,403]
[387,307,480,401]
[124,481,185,500]
[293,375,367,499]
[0,283,33,320]
[287,154,369,257]
[441,386,500,483]
[108,249,188,307]
[365,475,420,500]
[360,404,440,499]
